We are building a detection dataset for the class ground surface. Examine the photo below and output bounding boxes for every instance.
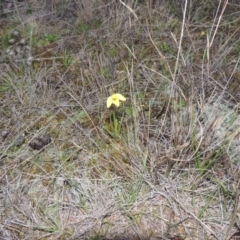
[0,0,240,239]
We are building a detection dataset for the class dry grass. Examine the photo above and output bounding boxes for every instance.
[0,0,240,239]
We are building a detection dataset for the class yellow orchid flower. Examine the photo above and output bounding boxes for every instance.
[107,93,126,108]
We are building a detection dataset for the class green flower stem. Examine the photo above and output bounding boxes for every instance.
[113,110,118,132]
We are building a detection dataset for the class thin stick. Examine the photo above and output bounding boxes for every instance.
[173,0,188,81]
[209,0,228,48]
[119,0,138,20]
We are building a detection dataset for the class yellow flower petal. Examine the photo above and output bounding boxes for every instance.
[107,96,113,108]
[112,98,120,107]
[115,93,126,101]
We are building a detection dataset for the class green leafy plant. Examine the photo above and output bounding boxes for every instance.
[37,33,60,47]
[0,81,13,92]
[44,33,60,43]
[59,50,74,67]
[107,48,118,58]
[78,19,101,33]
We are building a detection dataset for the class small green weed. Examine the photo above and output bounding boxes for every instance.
[107,48,118,58]
[194,148,223,176]
[1,32,13,49]
[37,33,60,47]
[0,81,13,92]
[79,23,91,32]
[59,50,74,67]
[103,113,126,139]
[78,19,101,33]
[44,33,60,43]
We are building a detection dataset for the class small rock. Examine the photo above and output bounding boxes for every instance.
[8,39,16,44]
[19,38,26,45]
[15,46,21,54]
[23,46,31,58]
[6,48,11,54]
[29,134,51,150]
[12,30,20,37]
[8,50,15,56]
[1,130,9,140]
[29,139,43,150]
[26,56,34,66]
[38,134,52,145]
